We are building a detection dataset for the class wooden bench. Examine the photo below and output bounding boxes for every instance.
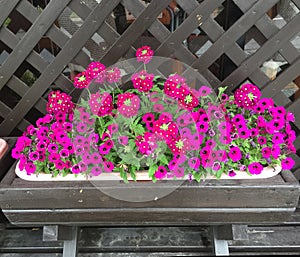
[0,137,299,256]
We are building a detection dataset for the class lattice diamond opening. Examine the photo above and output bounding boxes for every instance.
[24,107,45,125]
[0,41,12,66]
[239,26,265,56]
[5,9,32,36]
[0,85,21,109]
[14,62,40,87]
[274,0,300,26]
[260,52,289,81]
[290,32,300,51]
[208,54,237,81]
[34,38,61,60]
[282,79,300,101]
[214,0,243,31]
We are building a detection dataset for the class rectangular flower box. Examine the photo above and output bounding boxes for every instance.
[0,160,299,226]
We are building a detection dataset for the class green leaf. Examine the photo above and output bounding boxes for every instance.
[158,155,169,165]
[148,165,158,177]
[129,166,137,181]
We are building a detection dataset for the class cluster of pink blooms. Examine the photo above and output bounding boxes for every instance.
[163,74,199,111]
[12,110,75,175]
[73,62,121,89]
[12,45,297,182]
[131,70,154,92]
[135,45,154,64]
[89,92,113,117]
[46,90,74,114]
[117,92,141,118]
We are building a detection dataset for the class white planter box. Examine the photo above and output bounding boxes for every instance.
[15,162,282,182]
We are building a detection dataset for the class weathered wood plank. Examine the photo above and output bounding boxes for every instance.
[262,56,300,99]
[155,0,225,58]
[0,0,121,136]
[0,0,72,91]
[192,0,279,71]
[223,12,300,90]
[0,0,20,27]
[2,207,295,225]
[100,0,171,65]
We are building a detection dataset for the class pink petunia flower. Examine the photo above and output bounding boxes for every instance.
[248,162,263,175]
[281,157,295,170]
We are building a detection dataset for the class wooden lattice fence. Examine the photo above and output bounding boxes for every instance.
[0,0,300,175]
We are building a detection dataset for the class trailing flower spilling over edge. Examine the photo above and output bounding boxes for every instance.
[12,46,297,182]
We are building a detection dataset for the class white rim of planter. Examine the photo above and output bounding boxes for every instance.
[15,161,282,182]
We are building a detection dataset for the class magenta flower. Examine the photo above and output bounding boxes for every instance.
[188,157,200,169]
[135,45,154,64]
[238,128,250,139]
[154,166,167,179]
[248,162,263,175]
[78,162,88,172]
[286,112,295,122]
[172,166,185,178]
[117,92,140,118]
[212,162,221,171]
[142,113,155,123]
[88,133,99,143]
[55,160,65,170]
[118,135,128,145]
[80,112,91,123]
[73,71,90,89]
[281,157,295,170]
[48,143,58,153]
[216,150,227,162]
[257,136,267,145]
[232,114,245,124]
[271,145,281,159]
[249,128,259,137]
[75,145,86,155]
[228,146,242,162]
[153,104,164,112]
[89,92,113,117]
[98,144,111,155]
[91,153,102,164]
[160,112,173,122]
[91,166,102,176]
[262,147,271,159]
[272,132,284,144]
[132,70,154,92]
[76,122,87,134]
[234,84,261,109]
[59,149,69,158]
[29,151,39,161]
[71,164,81,174]
[108,124,118,135]
[202,158,214,168]
[82,154,91,165]
[198,86,212,96]
[103,162,114,172]
[86,61,106,79]
[48,153,60,162]
[25,162,36,175]
[228,169,236,177]
[106,67,121,83]
[196,121,209,133]
[104,140,114,149]
[12,148,21,159]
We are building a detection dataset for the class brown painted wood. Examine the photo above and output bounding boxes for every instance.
[100,0,171,65]
[2,207,295,226]
[0,0,72,91]
[0,0,122,135]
